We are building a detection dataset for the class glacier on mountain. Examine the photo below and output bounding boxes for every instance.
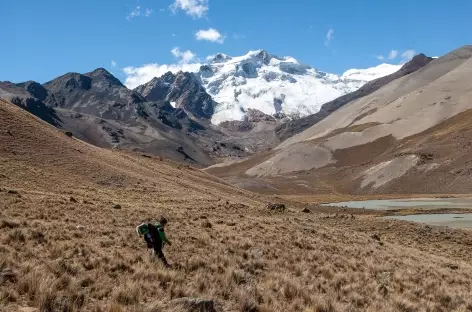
[194,50,401,124]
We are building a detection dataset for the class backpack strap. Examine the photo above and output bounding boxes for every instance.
[136,223,149,236]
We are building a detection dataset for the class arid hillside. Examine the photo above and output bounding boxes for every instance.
[1,99,472,311]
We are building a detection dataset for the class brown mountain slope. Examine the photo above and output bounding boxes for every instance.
[279,45,472,150]
[2,99,472,311]
[274,53,433,142]
[0,99,252,203]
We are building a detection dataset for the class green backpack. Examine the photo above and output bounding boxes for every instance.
[136,223,150,236]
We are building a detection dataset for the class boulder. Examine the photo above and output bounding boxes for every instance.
[371,233,381,241]
[248,247,264,258]
[201,221,212,229]
[266,203,286,211]
[19,308,38,312]
[171,297,216,312]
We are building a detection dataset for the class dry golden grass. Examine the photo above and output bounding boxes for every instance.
[1,100,472,311]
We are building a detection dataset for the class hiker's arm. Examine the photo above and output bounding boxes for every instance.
[159,229,171,245]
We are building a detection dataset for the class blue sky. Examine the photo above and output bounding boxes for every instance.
[1,0,471,85]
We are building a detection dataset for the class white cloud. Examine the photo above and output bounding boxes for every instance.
[123,48,203,88]
[111,60,117,67]
[126,5,153,20]
[170,0,208,18]
[388,50,398,60]
[172,33,177,37]
[402,49,416,61]
[195,28,225,43]
[324,28,334,47]
[376,49,415,62]
[123,63,201,89]
[127,6,141,20]
[205,54,216,62]
[144,8,153,17]
[170,47,196,63]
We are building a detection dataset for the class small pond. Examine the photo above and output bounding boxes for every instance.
[383,214,472,229]
[321,198,472,210]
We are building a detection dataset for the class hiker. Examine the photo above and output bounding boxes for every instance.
[136,217,172,267]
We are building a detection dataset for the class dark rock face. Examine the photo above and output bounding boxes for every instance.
[256,50,272,65]
[140,101,205,132]
[43,73,92,107]
[10,96,62,127]
[135,71,215,119]
[18,81,49,101]
[212,53,232,63]
[134,72,176,102]
[171,72,215,119]
[43,68,144,119]
[0,80,62,127]
[240,62,257,77]
[199,65,213,79]
[275,53,434,141]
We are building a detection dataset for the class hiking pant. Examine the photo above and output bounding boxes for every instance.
[147,223,169,266]
[153,240,169,266]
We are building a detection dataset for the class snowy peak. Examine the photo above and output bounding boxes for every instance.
[192,50,403,124]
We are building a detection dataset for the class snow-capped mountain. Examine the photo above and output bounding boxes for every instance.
[194,50,401,124]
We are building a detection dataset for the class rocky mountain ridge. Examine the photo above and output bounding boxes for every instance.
[0,68,241,166]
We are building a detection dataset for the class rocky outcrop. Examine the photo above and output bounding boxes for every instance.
[218,109,281,132]
[0,81,61,126]
[169,297,216,312]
